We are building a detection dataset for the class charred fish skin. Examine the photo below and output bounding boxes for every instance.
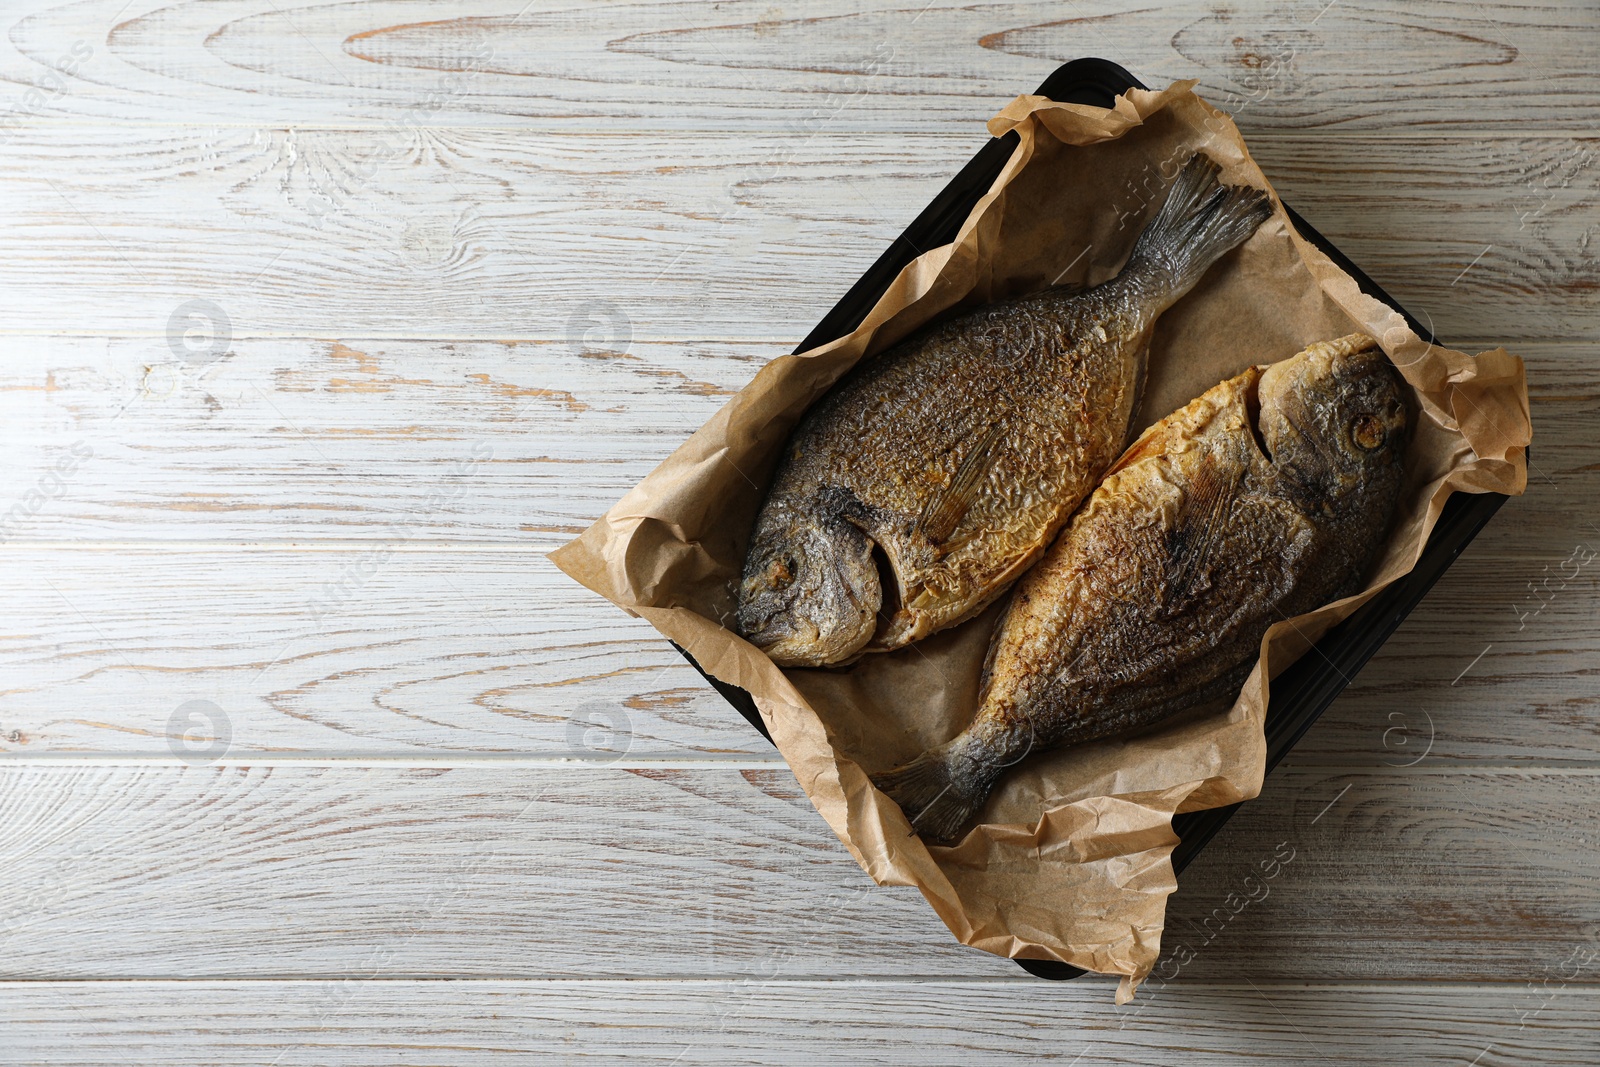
[874,334,1408,844]
[736,154,1274,668]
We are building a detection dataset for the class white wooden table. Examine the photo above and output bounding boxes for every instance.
[1,2,1596,1063]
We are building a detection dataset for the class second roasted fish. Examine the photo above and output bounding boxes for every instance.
[736,154,1273,667]
[874,334,1409,843]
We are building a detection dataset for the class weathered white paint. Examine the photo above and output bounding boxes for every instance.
[0,128,1590,340]
[0,0,1596,1062]
[0,543,1594,765]
[0,764,1596,983]
[0,336,1590,544]
[3,980,1598,1065]
[0,0,1595,134]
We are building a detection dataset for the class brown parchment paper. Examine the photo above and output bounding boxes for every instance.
[550,82,1531,1001]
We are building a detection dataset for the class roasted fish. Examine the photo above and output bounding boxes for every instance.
[736,154,1273,667]
[874,334,1408,843]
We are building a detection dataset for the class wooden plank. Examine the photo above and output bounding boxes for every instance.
[0,763,1001,980]
[0,335,1584,545]
[1169,766,1600,982]
[0,336,748,544]
[1,0,1595,134]
[0,539,1595,765]
[0,764,1595,982]
[1294,523,1600,769]
[0,548,774,760]
[0,128,1591,341]
[2,979,1598,1066]
[0,2,1588,1056]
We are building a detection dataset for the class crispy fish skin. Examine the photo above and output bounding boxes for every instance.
[736,155,1273,668]
[874,334,1408,843]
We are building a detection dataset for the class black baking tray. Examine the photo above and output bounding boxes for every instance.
[672,58,1509,981]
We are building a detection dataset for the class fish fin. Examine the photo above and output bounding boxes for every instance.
[1119,339,1153,451]
[1162,454,1240,607]
[1127,153,1273,295]
[871,748,980,845]
[1106,421,1166,479]
[918,421,1005,546]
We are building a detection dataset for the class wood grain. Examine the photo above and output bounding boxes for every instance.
[0,128,1591,342]
[2,979,1597,1066]
[0,538,1595,765]
[0,0,1594,1058]
[0,763,1596,983]
[0,547,773,760]
[1168,767,1600,981]
[1298,530,1600,769]
[0,335,751,544]
[1,0,1594,134]
[0,762,1000,980]
[0,336,1585,545]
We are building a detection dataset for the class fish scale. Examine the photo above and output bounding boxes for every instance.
[735,153,1273,668]
[873,334,1410,844]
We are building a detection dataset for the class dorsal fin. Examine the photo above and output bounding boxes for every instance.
[918,421,1006,546]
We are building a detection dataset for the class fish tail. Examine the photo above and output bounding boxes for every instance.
[872,746,984,845]
[1128,153,1274,295]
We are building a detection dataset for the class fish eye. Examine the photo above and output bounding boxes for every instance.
[1350,413,1385,451]
[767,555,798,590]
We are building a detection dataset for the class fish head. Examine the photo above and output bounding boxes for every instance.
[1256,333,1408,512]
[734,501,881,667]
